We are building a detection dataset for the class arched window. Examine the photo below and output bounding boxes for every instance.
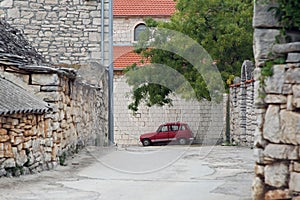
[134,23,146,41]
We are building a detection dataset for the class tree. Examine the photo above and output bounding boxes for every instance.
[126,0,253,111]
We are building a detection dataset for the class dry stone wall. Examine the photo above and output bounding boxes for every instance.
[114,74,224,146]
[0,0,109,65]
[253,0,300,199]
[229,61,256,147]
[0,65,108,177]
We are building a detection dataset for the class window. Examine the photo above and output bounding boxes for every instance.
[134,23,146,41]
[171,125,179,131]
[158,125,168,132]
[180,125,186,130]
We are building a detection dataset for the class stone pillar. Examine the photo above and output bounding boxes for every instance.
[253,0,300,199]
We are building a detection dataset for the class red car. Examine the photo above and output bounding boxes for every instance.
[140,122,194,146]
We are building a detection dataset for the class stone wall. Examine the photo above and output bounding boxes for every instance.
[252,0,300,199]
[229,61,256,147]
[114,74,224,146]
[0,64,108,177]
[0,0,110,65]
[114,17,169,45]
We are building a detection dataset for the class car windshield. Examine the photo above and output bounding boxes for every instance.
[156,125,162,132]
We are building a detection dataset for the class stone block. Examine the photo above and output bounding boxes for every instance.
[252,177,265,200]
[89,32,100,42]
[264,143,298,160]
[253,0,279,28]
[2,158,15,168]
[254,164,264,177]
[263,105,281,143]
[254,148,264,164]
[0,129,7,135]
[290,172,300,192]
[36,92,62,102]
[280,110,300,144]
[0,0,13,8]
[16,150,28,166]
[265,65,286,94]
[264,94,287,104]
[31,74,60,86]
[253,29,280,63]
[293,97,300,108]
[254,127,268,148]
[286,68,300,84]
[265,162,289,188]
[273,42,300,54]
[293,162,300,172]
[287,53,300,63]
[0,135,10,143]
[265,189,291,200]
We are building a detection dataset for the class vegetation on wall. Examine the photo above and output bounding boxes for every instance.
[269,0,300,32]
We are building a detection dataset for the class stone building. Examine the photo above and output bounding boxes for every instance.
[113,0,224,146]
[0,0,111,66]
[252,0,300,199]
[0,16,108,176]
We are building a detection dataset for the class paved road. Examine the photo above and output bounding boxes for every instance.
[0,145,254,200]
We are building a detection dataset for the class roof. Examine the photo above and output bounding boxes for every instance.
[0,19,45,66]
[114,46,149,69]
[0,77,50,115]
[114,0,176,16]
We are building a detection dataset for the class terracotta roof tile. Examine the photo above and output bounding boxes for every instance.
[114,46,149,69]
[114,0,176,16]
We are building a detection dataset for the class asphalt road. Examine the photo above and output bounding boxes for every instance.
[0,145,254,200]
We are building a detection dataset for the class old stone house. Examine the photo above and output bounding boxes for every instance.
[113,0,224,145]
[0,16,108,176]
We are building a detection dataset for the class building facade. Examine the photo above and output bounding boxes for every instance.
[113,0,224,146]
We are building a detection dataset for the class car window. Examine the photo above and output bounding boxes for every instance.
[171,125,179,131]
[161,125,168,132]
[179,125,186,130]
[157,125,168,132]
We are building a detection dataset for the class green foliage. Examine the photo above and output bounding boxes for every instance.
[126,0,254,111]
[269,0,300,32]
[259,57,285,98]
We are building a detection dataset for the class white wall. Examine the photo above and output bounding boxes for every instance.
[114,74,225,146]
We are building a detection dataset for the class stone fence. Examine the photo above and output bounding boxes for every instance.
[229,60,256,147]
[252,0,300,199]
[0,64,108,177]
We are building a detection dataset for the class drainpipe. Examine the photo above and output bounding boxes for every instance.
[101,0,104,66]
[108,0,114,145]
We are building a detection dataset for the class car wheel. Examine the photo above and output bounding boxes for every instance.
[178,138,187,145]
[142,139,151,146]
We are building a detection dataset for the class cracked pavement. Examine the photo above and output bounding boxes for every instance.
[0,145,254,200]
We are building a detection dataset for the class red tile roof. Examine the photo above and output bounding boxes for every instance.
[114,0,176,16]
[114,46,149,69]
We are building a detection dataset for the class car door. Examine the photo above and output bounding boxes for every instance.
[168,124,179,141]
[154,125,169,142]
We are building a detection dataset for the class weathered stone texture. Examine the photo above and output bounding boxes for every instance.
[0,64,108,177]
[263,105,281,143]
[253,0,300,198]
[229,61,256,147]
[265,162,289,188]
[0,0,109,65]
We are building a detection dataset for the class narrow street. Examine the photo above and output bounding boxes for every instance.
[0,145,254,200]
